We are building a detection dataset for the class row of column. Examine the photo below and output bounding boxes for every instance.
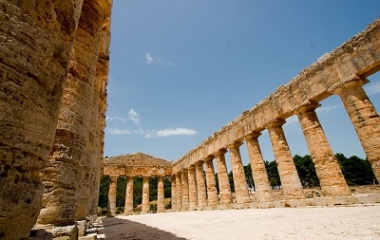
[172,79,380,210]
[107,175,166,216]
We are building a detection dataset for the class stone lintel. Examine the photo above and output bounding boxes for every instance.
[330,74,369,95]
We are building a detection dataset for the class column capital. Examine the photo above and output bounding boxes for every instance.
[109,175,118,181]
[204,155,214,163]
[214,148,227,157]
[294,101,321,116]
[330,75,368,95]
[245,131,261,140]
[196,160,204,166]
[228,141,242,149]
[188,164,196,170]
[266,118,286,129]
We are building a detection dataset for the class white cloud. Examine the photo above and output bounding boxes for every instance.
[145,53,153,64]
[128,109,140,125]
[106,115,127,123]
[108,128,132,135]
[145,52,173,66]
[156,128,197,137]
[364,80,380,96]
[316,103,342,114]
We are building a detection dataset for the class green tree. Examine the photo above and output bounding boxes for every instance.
[293,154,319,187]
[265,160,280,188]
[243,163,255,189]
[336,153,376,185]
[98,175,110,208]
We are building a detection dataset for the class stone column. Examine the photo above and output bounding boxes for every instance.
[205,157,219,206]
[181,170,190,211]
[228,142,251,204]
[107,176,118,217]
[334,78,380,182]
[245,133,273,202]
[175,173,183,211]
[267,120,303,199]
[157,177,165,213]
[296,103,351,196]
[188,165,198,211]
[124,176,134,215]
[141,177,150,214]
[215,150,232,204]
[171,175,177,211]
[0,1,83,238]
[196,162,208,209]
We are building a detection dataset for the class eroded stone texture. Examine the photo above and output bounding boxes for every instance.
[106,176,117,217]
[157,177,165,213]
[215,150,232,204]
[175,173,183,211]
[171,175,177,211]
[296,104,351,196]
[205,158,219,206]
[0,0,83,238]
[196,162,207,209]
[124,176,134,215]
[38,0,112,226]
[141,177,150,214]
[188,165,198,211]
[229,142,251,204]
[267,120,303,199]
[181,170,190,211]
[245,133,273,202]
[334,78,380,183]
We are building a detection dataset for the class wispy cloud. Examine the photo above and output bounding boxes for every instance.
[128,109,140,125]
[156,128,197,137]
[106,116,127,123]
[145,53,154,64]
[145,52,173,66]
[316,103,343,114]
[108,128,132,135]
[107,127,197,138]
[364,80,380,96]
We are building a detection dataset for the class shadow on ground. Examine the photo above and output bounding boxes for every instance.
[97,217,188,240]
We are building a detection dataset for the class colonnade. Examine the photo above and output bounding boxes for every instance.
[171,78,380,210]
[106,175,168,216]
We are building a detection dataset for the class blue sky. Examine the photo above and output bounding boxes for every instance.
[105,0,380,169]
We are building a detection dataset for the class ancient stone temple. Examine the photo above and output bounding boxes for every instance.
[102,153,172,216]
[0,0,380,239]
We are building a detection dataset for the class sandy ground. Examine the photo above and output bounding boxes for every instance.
[97,204,380,240]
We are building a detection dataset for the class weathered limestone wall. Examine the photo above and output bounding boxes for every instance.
[38,0,112,226]
[0,1,83,239]
[173,17,380,174]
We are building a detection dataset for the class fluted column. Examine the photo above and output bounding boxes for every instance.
[188,165,198,211]
[175,173,182,211]
[171,175,177,211]
[296,103,351,196]
[228,142,251,204]
[141,177,150,214]
[205,157,219,206]
[107,176,118,217]
[334,78,380,182]
[157,177,165,213]
[124,176,134,214]
[181,170,190,211]
[215,150,232,204]
[267,120,303,199]
[245,133,273,202]
[196,161,208,209]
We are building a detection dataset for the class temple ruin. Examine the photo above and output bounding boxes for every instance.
[0,1,380,239]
